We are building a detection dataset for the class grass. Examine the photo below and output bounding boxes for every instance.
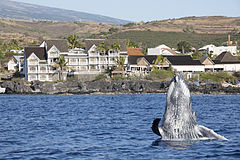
[94,73,107,81]
[198,72,235,83]
[147,69,174,81]
[108,31,240,49]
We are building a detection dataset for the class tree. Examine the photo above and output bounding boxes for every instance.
[55,55,68,80]
[177,41,192,54]
[153,55,166,70]
[97,42,107,53]
[191,51,204,59]
[112,42,121,52]
[114,56,125,70]
[67,34,79,49]
[126,39,139,48]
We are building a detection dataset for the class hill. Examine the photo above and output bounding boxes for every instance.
[121,16,240,34]
[108,30,240,49]
[0,0,130,25]
[0,16,239,49]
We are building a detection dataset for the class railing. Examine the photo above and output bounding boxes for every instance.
[109,53,118,57]
[28,62,38,65]
[89,61,98,64]
[99,61,108,64]
[89,53,99,57]
[68,62,78,65]
[38,70,48,73]
[28,70,37,73]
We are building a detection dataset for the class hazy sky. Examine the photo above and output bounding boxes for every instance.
[12,0,240,22]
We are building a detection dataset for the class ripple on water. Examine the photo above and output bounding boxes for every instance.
[0,94,239,160]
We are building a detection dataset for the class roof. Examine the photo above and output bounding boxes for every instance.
[112,68,124,73]
[128,55,157,65]
[127,48,144,55]
[128,55,203,65]
[44,40,69,52]
[164,55,203,65]
[25,47,47,60]
[213,52,240,64]
[200,57,215,64]
[162,48,177,55]
[85,39,127,52]
[13,55,24,62]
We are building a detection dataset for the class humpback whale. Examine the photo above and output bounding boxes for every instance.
[152,73,227,140]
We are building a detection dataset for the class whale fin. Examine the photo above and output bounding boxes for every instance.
[197,125,228,140]
[152,118,161,137]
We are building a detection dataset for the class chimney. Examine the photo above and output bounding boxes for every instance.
[228,34,232,46]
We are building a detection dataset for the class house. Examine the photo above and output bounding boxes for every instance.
[10,49,24,54]
[198,44,237,56]
[24,39,71,81]
[24,39,127,81]
[127,48,144,56]
[212,52,240,72]
[24,47,57,81]
[199,52,240,72]
[165,55,204,72]
[148,44,177,55]
[127,55,204,76]
[84,39,127,70]
[7,55,24,72]
[200,56,216,72]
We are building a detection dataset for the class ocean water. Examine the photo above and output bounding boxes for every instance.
[0,94,239,160]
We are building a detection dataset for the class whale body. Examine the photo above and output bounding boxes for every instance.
[152,73,227,140]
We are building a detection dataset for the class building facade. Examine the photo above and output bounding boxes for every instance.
[24,39,127,81]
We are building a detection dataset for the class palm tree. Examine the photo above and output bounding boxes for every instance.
[112,42,121,52]
[55,55,68,80]
[67,34,79,49]
[114,56,125,69]
[97,42,106,53]
[153,55,166,71]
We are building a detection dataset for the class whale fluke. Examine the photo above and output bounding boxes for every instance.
[152,118,161,136]
[152,73,228,141]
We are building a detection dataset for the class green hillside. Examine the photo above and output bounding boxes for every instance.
[109,31,240,49]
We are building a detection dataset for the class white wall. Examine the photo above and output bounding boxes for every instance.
[172,65,205,72]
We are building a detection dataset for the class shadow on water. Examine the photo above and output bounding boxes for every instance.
[152,138,199,150]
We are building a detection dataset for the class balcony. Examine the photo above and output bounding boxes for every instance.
[99,61,108,64]
[109,53,118,57]
[89,53,99,57]
[89,61,98,64]
[28,70,37,73]
[68,62,78,65]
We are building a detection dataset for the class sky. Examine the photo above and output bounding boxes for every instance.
[12,0,240,22]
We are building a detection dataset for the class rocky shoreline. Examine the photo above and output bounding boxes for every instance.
[1,79,240,95]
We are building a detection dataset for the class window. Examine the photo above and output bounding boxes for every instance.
[70,58,77,62]
[40,67,46,71]
[29,59,37,64]
[90,66,97,70]
[29,67,36,71]
[80,59,87,63]
[80,66,87,70]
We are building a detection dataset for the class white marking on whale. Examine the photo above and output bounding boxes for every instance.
[152,73,228,140]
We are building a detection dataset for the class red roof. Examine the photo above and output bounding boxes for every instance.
[127,48,144,55]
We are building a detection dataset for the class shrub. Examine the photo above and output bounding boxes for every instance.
[198,72,234,83]
[147,69,174,81]
[94,74,107,81]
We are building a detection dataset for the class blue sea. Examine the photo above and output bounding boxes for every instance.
[0,94,239,160]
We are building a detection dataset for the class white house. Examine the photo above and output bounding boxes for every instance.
[200,52,240,72]
[7,55,24,72]
[198,44,238,56]
[127,55,204,77]
[24,39,127,81]
[148,44,177,55]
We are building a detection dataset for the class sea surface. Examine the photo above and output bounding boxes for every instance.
[0,94,239,160]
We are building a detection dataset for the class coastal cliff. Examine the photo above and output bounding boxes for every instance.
[1,79,240,95]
